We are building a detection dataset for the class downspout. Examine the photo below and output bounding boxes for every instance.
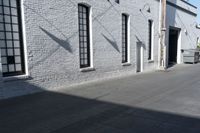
[159,0,167,70]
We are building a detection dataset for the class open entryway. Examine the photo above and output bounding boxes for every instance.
[168,28,180,66]
[136,42,143,72]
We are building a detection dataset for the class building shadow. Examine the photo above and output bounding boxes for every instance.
[40,27,73,53]
[102,34,120,52]
[0,80,200,133]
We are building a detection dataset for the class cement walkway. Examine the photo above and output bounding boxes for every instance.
[1,64,200,133]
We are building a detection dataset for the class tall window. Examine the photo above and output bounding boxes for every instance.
[0,0,25,77]
[78,4,91,68]
[148,20,153,60]
[122,14,128,63]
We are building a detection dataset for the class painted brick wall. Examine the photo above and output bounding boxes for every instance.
[166,0,198,65]
[0,0,160,99]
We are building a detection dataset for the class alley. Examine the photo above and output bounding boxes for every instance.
[1,64,200,133]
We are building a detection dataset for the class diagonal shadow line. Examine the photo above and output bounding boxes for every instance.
[93,5,113,21]
[95,19,117,41]
[102,34,120,52]
[29,45,60,70]
[40,27,73,53]
[29,28,77,70]
[24,4,67,39]
[107,1,146,42]
[135,35,146,50]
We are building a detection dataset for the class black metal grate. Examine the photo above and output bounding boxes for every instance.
[0,0,25,77]
[122,14,128,63]
[78,4,91,68]
[148,20,152,60]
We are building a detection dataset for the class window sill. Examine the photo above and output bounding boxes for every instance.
[80,67,95,72]
[122,63,131,66]
[3,74,31,82]
[148,60,154,63]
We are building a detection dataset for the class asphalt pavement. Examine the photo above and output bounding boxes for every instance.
[0,64,200,133]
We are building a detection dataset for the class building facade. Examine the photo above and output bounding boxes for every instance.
[0,0,199,99]
[164,0,199,66]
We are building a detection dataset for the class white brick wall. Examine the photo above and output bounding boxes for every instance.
[166,0,198,65]
[0,0,197,99]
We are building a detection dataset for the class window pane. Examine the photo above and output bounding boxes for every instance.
[14,48,20,55]
[0,6,2,14]
[9,64,15,72]
[14,41,19,47]
[11,16,18,23]
[15,56,20,63]
[1,48,6,56]
[11,8,17,15]
[7,49,13,56]
[0,23,4,30]
[7,41,12,47]
[10,0,17,7]
[0,15,3,22]
[4,7,10,14]
[5,24,12,31]
[7,56,15,64]
[13,33,19,39]
[1,56,7,64]
[3,0,9,6]
[6,32,12,39]
[4,15,11,23]
[0,31,4,39]
[12,24,19,31]
[2,65,8,72]
[16,64,21,71]
[0,40,5,47]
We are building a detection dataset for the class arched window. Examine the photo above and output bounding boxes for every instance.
[78,4,91,68]
[0,0,25,77]
[122,14,129,63]
[148,20,153,60]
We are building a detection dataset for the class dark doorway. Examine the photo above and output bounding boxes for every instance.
[168,28,179,66]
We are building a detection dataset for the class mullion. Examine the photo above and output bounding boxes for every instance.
[1,0,25,76]
[122,14,128,63]
[0,5,17,9]
[1,0,9,72]
[9,0,16,72]
[148,20,152,60]
[125,16,128,62]
[78,4,90,68]
[86,7,90,67]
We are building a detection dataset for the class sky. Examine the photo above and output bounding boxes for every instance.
[188,0,200,23]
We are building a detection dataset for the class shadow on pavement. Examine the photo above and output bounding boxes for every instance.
[0,81,200,133]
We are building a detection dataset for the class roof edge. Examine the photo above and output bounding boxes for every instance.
[180,0,197,9]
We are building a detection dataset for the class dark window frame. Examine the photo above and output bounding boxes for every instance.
[0,0,25,77]
[148,20,153,60]
[78,4,91,68]
[122,14,128,63]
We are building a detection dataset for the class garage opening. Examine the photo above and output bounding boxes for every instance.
[168,28,179,66]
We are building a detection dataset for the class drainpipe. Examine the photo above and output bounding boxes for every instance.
[159,0,167,70]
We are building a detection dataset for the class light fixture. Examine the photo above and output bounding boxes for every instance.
[107,0,120,4]
[140,3,151,13]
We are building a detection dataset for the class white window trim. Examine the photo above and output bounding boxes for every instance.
[89,5,94,69]
[177,30,182,64]
[127,14,131,64]
[21,0,29,77]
